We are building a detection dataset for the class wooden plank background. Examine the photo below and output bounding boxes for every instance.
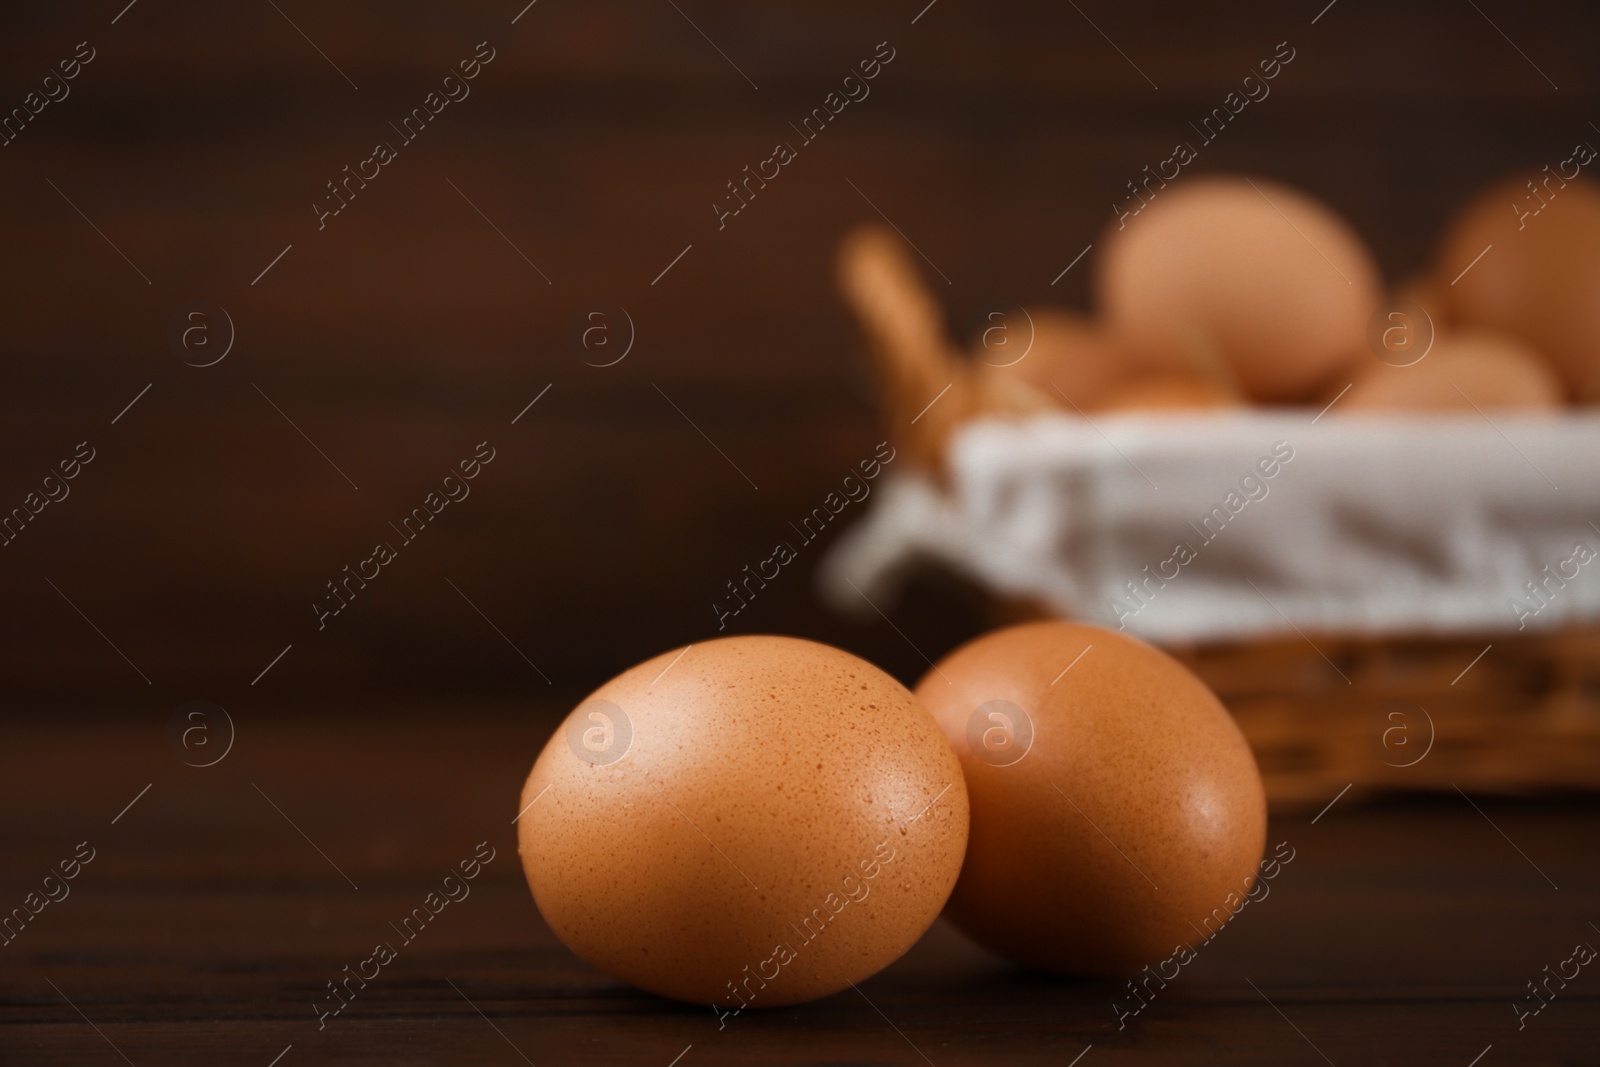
[0,0,1596,708]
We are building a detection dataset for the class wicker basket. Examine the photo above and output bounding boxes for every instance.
[1173,628,1600,808]
[837,224,1600,808]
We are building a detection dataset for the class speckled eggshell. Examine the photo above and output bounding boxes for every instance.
[518,635,969,1007]
[915,621,1266,975]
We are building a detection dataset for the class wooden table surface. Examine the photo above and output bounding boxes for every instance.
[3,709,1596,1065]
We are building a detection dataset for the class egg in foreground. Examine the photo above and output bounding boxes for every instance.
[518,635,969,1007]
[915,621,1266,974]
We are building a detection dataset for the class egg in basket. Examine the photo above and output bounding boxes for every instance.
[824,172,1600,807]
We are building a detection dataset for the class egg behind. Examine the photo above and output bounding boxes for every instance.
[970,307,1132,410]
[1097,175,1381,402]
[1340,329,1564,413]
[1094,371,1239,413]
[518,635,968,1008]
[1435,174,1600,400]
[915,621,1266,975]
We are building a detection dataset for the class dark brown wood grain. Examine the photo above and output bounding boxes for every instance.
[2,711,1597,1065]
[1,1,1598,699]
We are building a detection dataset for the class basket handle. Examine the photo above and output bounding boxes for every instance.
[837,225,1057,470]
[836,225,976,470]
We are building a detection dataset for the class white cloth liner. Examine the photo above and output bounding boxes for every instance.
[818,412,1600,641]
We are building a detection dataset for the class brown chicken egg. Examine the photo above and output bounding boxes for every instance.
[518,635,969,1008]
[1094,371,1239,413]
[1340,329,1564,413]
[1098,175,1382,402]
[914,621,1266,975]
[1435,173,1600,400]
[970,307,1133,410]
